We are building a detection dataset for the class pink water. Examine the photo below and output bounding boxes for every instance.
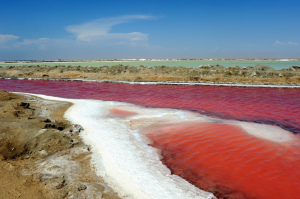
[147,122,300,199]
[1,79,300,198]
[108,108,137,118]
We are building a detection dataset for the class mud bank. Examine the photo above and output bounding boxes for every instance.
[0,90,119,199]
[0,64,299,85]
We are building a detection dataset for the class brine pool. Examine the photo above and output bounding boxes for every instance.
[1,79,299,199]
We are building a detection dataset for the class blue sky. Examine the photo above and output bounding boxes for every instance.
[1,0,300,60]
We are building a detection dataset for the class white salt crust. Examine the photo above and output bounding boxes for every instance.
[232,121,294,142]
[5,77,300,88]
[20,93,297,199]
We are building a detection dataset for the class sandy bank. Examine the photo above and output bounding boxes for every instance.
[0,90,119,199]
[0,64,299,86]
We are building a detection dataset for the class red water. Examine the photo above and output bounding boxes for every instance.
[147,122,300,199]
[1,79,300,198]
[1,79,299,133]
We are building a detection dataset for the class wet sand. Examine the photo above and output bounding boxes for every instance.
[0,90,119,199]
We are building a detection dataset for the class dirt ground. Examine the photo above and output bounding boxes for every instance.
[0,90,119,199]
[0,64,299,85]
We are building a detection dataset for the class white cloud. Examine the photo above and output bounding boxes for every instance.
[0,15,158,60]
[16,38,50,45]
[14,38,51,50]
[0,34,19,44]
[274,40,298,46]
[65,15,153,45]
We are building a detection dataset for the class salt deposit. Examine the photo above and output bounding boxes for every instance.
[29,94,215,199]
[232,121,295,142]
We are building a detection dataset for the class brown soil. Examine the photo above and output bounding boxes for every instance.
[0,64,299,85]
[0,90,119,199]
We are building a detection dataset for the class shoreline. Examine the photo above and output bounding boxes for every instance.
[1,58,300,63]
[31,94,216,199]
[0,64,299,86]
[1,77,300,88]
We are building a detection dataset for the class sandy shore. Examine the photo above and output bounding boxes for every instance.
[0,90,119,199]
[0,64,299,86]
